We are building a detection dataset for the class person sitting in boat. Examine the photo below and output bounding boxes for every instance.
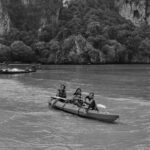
[25,67,30,72]
[56,84,67,101]
[72,88,83,107]
[31,65,36,72]
[84,92,99,112]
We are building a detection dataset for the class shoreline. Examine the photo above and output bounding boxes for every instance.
[1,63,150,65]
[1,63,150,68]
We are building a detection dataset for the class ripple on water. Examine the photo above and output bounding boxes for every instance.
[45,147,71,150]
[0,79,50,104]
[129,144,150,150]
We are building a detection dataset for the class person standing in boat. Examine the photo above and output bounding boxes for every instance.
[84,92,99,112]
[72,88,83,107]
[56,84,67,99]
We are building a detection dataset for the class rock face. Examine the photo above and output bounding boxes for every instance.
[63,0,72,7]
[0,0,63,35]
[60,35,101,64]
[1,0,150,37]
[115,0,150,26]
[21,0,36,6]
[0,0,10,36]
[146,0,150,24]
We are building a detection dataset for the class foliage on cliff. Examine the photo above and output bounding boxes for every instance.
[0,0,150,64]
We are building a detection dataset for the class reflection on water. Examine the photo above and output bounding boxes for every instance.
[0,65,150,150]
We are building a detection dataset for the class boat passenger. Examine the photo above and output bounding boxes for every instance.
[72,88,83,107]
[31,65,36,72]
[84,92,99,112]
[25,67,30,72]
[56,84,67,100]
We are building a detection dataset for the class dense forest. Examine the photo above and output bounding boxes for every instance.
[0,0,150,64]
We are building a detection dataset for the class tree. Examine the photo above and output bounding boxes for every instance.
[47,40,60,64]
[0,44,11,62]
[107,26,118,40]
[139,38,150,63]
[87,35,107,50]
[4,28,37,46]
[102,40,126,63]
[67,16,83,35]
[116,30,131,44]
[4,28,20,44]
[48,40,60,52]
[11,41,36,62]
[126,34,142,61]
[38,24,59,42]
[86,21,103,36]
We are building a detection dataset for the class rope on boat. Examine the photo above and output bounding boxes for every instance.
[62,103,66,110]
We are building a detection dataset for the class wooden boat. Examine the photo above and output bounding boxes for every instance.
[49,97,119,123]
[0,68,36,74]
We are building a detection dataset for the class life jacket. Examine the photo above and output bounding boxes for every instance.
[85,96,93,101]
[86,96,96,110]
[73,93,82,100]
[58,89,66,98]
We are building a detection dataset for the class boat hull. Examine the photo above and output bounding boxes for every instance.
[0,69,36,74]
[49,98,119,123]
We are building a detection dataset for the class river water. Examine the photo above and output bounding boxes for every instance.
[0,65,150,150]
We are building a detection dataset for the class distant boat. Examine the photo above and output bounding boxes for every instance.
[0,67,36,74]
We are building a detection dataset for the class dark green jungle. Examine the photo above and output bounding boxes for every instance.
[0,0,150,64]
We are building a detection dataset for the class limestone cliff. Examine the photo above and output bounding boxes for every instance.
[115,0,150,26]
[0,0,10,36]
[0,0,62,35]
[146,0,150,24]
[63,0,72,7]
[65,0,150,26]
[21,0,36,6]
[0,0,150,37]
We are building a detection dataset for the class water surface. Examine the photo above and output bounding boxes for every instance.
[0,65,150,150]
